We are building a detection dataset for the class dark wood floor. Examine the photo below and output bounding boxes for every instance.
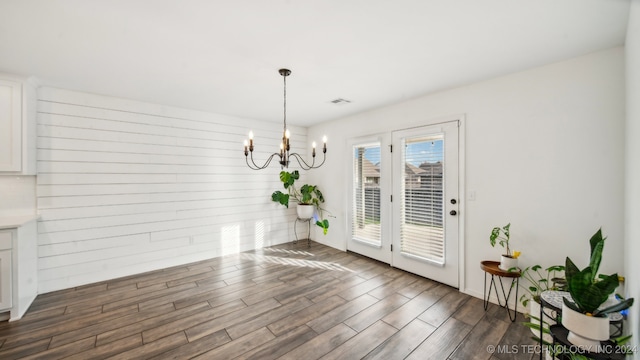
[0,241,537,359]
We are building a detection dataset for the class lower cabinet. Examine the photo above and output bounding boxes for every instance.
[0,217,38,321]
[0,249,11,310]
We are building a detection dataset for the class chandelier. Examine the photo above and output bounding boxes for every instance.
[244,68,327,170]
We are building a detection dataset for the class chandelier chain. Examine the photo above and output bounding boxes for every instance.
[283,74,287,133]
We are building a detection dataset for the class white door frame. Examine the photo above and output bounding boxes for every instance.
[344,114,466,291]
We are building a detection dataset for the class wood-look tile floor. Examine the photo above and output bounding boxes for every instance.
[0,241,537,360]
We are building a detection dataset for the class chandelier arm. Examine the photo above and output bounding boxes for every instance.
[245,154,265,170]
[260,153,280,169]
[245,157,260,170]
[289,152,326,170]
[246,152,281,170]
[249,151,264,169]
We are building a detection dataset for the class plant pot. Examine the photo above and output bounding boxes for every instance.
[561,302,609,350]
[529,300,554,340]
[296,204,314,220]
[529,300,549,332]
[499,255,518,271]
[529,301,555,360]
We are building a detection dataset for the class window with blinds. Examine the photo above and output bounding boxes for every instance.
[400,135,445,264]
[352,143,381,246]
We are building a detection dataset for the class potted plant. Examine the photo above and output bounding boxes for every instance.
[489,223,520,270]
[519,264,566,340]
[271,170,330,234]
[519,264,566,308]
[562,228,634,349]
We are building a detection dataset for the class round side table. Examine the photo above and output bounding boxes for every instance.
[480,260,521,322]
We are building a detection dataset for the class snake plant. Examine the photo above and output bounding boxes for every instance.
[563,228,633,317]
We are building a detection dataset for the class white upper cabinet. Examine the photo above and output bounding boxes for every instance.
[0,74,36,174]
[0,79,21,171]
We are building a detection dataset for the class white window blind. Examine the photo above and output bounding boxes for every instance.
[400,135,445,264]
[352,143,381,246]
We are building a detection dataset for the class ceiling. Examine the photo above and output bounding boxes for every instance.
[0,0,631,127]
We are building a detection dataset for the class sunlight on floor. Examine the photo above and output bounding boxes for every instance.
[241,253,354,272]
[261,247,314,256]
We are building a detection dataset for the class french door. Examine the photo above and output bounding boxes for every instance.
[347,135,392,264]
[391,122,459,287]
[348,121,460,288]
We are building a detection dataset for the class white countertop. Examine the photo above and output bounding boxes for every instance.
[0,214,39,230]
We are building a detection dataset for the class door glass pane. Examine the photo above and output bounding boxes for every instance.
[352,143,381,245]
[400,135,445,264]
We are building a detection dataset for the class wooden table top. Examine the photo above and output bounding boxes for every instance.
[480,260,521,278]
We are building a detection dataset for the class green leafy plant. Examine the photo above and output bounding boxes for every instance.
[489,223,513,256]
[271,170,330,234]
[519,264,566,308]
[563,228,633,317]
[521,314,554,345]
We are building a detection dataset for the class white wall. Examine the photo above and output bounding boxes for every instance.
[36,88,302,293]
[0,176,36,217]
[308,48,625,301]
[625,0,640,356]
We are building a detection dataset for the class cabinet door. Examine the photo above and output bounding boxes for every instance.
[0,250,11,310]
[0,79,22,171]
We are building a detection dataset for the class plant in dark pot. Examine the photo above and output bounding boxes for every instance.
[562,228,633,349]
[271,170,329,234]
[489,223,520,271]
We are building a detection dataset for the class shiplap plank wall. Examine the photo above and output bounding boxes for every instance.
[36,87,307,293]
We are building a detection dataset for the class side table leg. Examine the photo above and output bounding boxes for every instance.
[483,272,490,310]
[497,276,518,322]
[484,274,500,311]
[513,277,519,322]
[497,276,507,307]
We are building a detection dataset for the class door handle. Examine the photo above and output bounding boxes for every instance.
[450,210,457,216]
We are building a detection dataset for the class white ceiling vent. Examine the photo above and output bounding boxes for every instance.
[330,98,351,105]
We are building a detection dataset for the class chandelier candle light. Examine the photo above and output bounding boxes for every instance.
[244,69,327,170]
